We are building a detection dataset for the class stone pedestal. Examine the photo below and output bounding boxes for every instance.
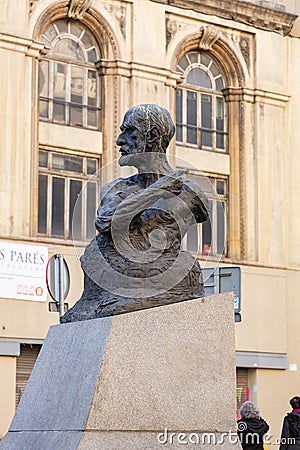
[0,293,241,449]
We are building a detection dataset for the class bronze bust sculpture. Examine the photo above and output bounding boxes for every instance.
[61,104,208,322]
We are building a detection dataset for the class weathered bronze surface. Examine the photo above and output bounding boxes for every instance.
[61,104,208,322]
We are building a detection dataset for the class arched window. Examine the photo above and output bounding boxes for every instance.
[176,50,229,257]
[176,51,227,152]
[39,20,101,130]
[37,19,102,241]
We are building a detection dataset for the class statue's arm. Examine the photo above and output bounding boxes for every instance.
[95,171,186,234]
[95,181,124,233]
[180,180,209,224]
[112,172,184,222]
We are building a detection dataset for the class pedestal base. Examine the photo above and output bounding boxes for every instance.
[1,293,241,450]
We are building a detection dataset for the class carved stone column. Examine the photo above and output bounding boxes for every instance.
[223,87,255,261]
[96,60,131,181]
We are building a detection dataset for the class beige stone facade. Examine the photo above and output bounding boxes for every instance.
[0,0,300,442]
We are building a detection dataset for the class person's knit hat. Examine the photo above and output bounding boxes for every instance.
[240,401,260,419]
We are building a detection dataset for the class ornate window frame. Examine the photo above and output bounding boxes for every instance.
[171,29,249,261]
[30,2,121,239]
[175,50,228,153]
[39,19,101,130]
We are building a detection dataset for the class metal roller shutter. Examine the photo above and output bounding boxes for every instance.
[15,344,41,408]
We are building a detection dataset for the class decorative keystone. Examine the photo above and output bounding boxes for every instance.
[199,26,221,50]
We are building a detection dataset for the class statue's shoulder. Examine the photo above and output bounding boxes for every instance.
[100,174,139,199]
[182,178,205,195]
[181,178,209,213]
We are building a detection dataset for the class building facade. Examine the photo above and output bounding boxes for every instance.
[1,0,300,440]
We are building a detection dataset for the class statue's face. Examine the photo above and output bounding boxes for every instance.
[116,110,148,167]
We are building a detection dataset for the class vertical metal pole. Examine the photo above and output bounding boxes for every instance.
[213,267,219,295]
[57,254,64,318]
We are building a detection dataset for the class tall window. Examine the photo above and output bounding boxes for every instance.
[39,20,101,130]
[38,150,99,240]
[176,51,227,152]
[185,174,228,256]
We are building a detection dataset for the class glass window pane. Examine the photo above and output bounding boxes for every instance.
[39,151,48,168]
[176,89,183,142]
[52,154,83,173]
[56,20,68,34]
[200,53,211,67]
[87,109,98,128]
[187,90,197,145]
[216,97,224,127]
[51,177,65,236]
[216,97,225,149]
[201,94,212,147]
[39,99,49,119]
[65,155,83,172]
[39,61,49,97]
[52,154,65,170]
[70,66,84,126]
[44,24,57,43]
[216,179,225,196]
[188,174,215,195]
[81,32,93,49]
[187,223,198,253]
[216,133,225,149]
[88,71,97,106]
[53,101,66,123]
[217,201,225,254]
[70,22,82,38]
[187,52,199,64]
[39,100,49,119]
[201,94,212,128]
[38,175,47,234]
[202,200,212,254]
[178,55,189,71]
[215,77,224,91]
[187,68,212,88]
[87,159,97,175]
[69,180,82,240]
[210,61,221,77]
[53,63,66,100]
[54,38,84,61]
[87,48,97,63]
[71,66,84,103]
[86,182,97,239]
[53,63,66,122]
[70,105,83,127]
[39,61,49,118]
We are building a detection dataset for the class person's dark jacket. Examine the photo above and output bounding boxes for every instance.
[237,417,269,450]
[279,412,300,450]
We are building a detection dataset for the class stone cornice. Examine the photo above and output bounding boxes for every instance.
[97,60,183,87]
[223,87,290,104]
[150,0,298,36]
[0,33,49,58]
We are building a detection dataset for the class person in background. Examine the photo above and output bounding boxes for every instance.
[279,396,300,450]
[237,401,269,450]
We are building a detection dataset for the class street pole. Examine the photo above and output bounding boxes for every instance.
[57,254,64,318]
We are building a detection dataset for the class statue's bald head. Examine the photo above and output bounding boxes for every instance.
[127,104,175,153]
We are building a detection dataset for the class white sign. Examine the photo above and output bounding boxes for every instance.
[0,242,48,302]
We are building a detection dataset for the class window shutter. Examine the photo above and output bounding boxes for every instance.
[15,344,41,408]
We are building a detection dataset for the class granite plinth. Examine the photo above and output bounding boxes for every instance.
[0,293,241,450]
